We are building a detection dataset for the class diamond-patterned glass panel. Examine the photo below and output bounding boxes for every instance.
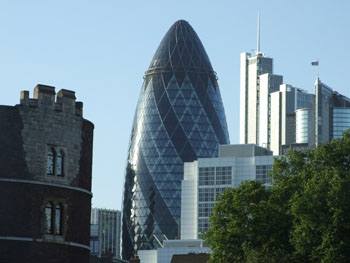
[122,20,229,260]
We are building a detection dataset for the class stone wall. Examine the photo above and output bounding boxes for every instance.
[0,84,94,263]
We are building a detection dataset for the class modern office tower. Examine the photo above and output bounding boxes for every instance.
[270,84,314,155]
[181,144,274,239]
[0,85,94,263]
[239,52,283,147]
[90,208,121,260]
[315,78,350,144]
[258,73,284,148]
[122,20,230,260]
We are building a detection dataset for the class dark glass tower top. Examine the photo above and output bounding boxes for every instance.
[122,20,229,260]
[147,20,214,74]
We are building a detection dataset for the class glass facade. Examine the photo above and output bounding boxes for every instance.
[122,20,229,260]
[315,80,333,145]
[333,108,350,139]
[197,166,232,235]
[195,163,272,236]
[315,79,350,144]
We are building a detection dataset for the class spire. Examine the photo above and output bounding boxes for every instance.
[256,12,261,55]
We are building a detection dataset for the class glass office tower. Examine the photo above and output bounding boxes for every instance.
[315,78,350,144]
[122,20,230,260]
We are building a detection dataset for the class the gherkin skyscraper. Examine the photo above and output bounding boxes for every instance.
[122,20,229,260]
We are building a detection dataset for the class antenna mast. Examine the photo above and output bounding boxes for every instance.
[256,12,261,54]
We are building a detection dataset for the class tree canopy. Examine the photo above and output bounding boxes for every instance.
[206,131,350,262]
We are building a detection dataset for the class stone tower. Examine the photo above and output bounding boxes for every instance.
[0,84,94,263]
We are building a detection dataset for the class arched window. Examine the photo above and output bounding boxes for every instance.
[56,150,64,177]
[55,204,63,235]
[47,148,56,176]
[45,202,54,234]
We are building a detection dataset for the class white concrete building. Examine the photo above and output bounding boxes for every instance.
[296,108,315,144]
[181,144,275,239]
[138,239,210,263]
[239,52,283,147]
[270,84,314,155]
[90,208,121,260]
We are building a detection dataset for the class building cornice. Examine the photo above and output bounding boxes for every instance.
[0,236,90,250]
[0,178,92,196]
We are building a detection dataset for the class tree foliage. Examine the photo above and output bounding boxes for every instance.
[206,131,350,262]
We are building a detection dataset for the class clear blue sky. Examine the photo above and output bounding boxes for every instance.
[0,1,349,210]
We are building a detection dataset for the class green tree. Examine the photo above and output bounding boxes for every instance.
[289,131,350,262]
[206,181,291,262]
[206,131,350,262]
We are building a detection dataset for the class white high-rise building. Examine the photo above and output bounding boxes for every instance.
[181,144,275,239]
[239,13,284,147]
[270,84,314,155]
[239,52,283,147]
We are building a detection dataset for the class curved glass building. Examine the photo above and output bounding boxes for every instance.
[122,20,229,260]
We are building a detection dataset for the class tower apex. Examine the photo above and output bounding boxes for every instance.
[256,12,261,55]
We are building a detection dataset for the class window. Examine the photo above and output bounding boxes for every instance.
[198,203,214,217]
[47,148,56,176]
[45,202,54,234]
[198,188,215,202]
[198,218,209,234]
[55,204,63,235]
[44,201,64,235]
[256,165,272,185]
[56,150,64,177]
[47,146,65,177]
[198,167,215,186]
[215,166,232,185]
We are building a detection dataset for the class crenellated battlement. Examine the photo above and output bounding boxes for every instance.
[20,84,83,116]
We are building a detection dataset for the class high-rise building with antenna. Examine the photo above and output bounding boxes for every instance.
[239,15,283,148]
[240,16,350,154]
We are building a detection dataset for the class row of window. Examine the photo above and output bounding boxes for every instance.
[198,218,209,234]
[198,202,215,217]
[47,147,65,177]
[198,166,232,186]
[198,187,227,202]
[256,165,272,184]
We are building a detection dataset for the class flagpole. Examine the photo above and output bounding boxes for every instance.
[311,60,319,81]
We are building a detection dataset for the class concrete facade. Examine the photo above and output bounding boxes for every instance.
[181,144,274,239]
[270,84,314,155]
[138,240,210,263]
[90,208,122,260]
[239,51,283,147]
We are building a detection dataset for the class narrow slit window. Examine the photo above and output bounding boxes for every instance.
[45,202,54,234]
[56,150,64,177]
[47,148,56,176]
[55,204,63,235]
